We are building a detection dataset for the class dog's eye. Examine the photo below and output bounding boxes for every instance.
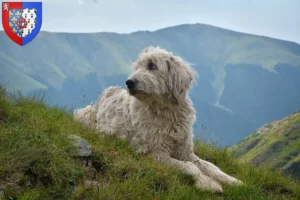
[148,62,156,70]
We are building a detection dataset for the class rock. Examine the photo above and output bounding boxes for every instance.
[84,180,98,188]
[0,189,3,197]
[68,135,92,157]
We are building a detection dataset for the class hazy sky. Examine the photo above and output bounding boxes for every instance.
[1,0,300,43]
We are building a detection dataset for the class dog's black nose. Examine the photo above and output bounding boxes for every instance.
[126,79,136,89]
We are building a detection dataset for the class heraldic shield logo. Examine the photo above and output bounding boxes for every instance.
[2,2,42,46]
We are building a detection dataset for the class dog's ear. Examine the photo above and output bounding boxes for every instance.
[166,56,195,104]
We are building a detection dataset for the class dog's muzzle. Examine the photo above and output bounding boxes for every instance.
[126,79,138,95]
[126,79,136,89]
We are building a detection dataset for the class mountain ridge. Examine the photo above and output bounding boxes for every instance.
[10,23,299,45]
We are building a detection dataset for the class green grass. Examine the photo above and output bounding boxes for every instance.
[230,111,300,174]
[0,87,300,200]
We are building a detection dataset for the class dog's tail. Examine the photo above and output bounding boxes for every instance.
[74,105,97,129]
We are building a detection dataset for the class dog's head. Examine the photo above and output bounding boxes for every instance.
[126,46,196,104]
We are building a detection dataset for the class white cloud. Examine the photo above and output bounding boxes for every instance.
[78,0,98,5]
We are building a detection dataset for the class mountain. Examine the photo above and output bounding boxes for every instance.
[1,87,300,199]
[230,111,300,179]
[1,23,300,146]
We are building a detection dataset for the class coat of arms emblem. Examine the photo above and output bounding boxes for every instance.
[2,2,42,46]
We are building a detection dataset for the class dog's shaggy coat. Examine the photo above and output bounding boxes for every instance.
[74,46,242,192]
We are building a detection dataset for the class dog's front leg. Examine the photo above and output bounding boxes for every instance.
[190,153,242,186]
[152,152,223,192]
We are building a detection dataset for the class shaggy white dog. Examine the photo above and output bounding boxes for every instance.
[74,46,242,192]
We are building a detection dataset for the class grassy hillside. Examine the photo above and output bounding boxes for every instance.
[0,88,300,199]
[230,111,300,179]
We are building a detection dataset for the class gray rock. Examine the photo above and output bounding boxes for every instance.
[68,135,92,157]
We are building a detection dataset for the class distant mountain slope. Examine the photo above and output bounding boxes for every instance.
[230,111,300,178]
[1,23,300,146]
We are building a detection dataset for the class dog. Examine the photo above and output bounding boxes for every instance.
[74,46,242,192]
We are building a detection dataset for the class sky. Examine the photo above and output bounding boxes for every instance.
[1,0,300,43]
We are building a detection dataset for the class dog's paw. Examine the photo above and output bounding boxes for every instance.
[227,177,243,186]
[234,179,243,185]
[195,179,223,193]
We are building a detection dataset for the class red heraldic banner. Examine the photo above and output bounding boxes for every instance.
[2,2,22,45]
[2,2,42,46]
